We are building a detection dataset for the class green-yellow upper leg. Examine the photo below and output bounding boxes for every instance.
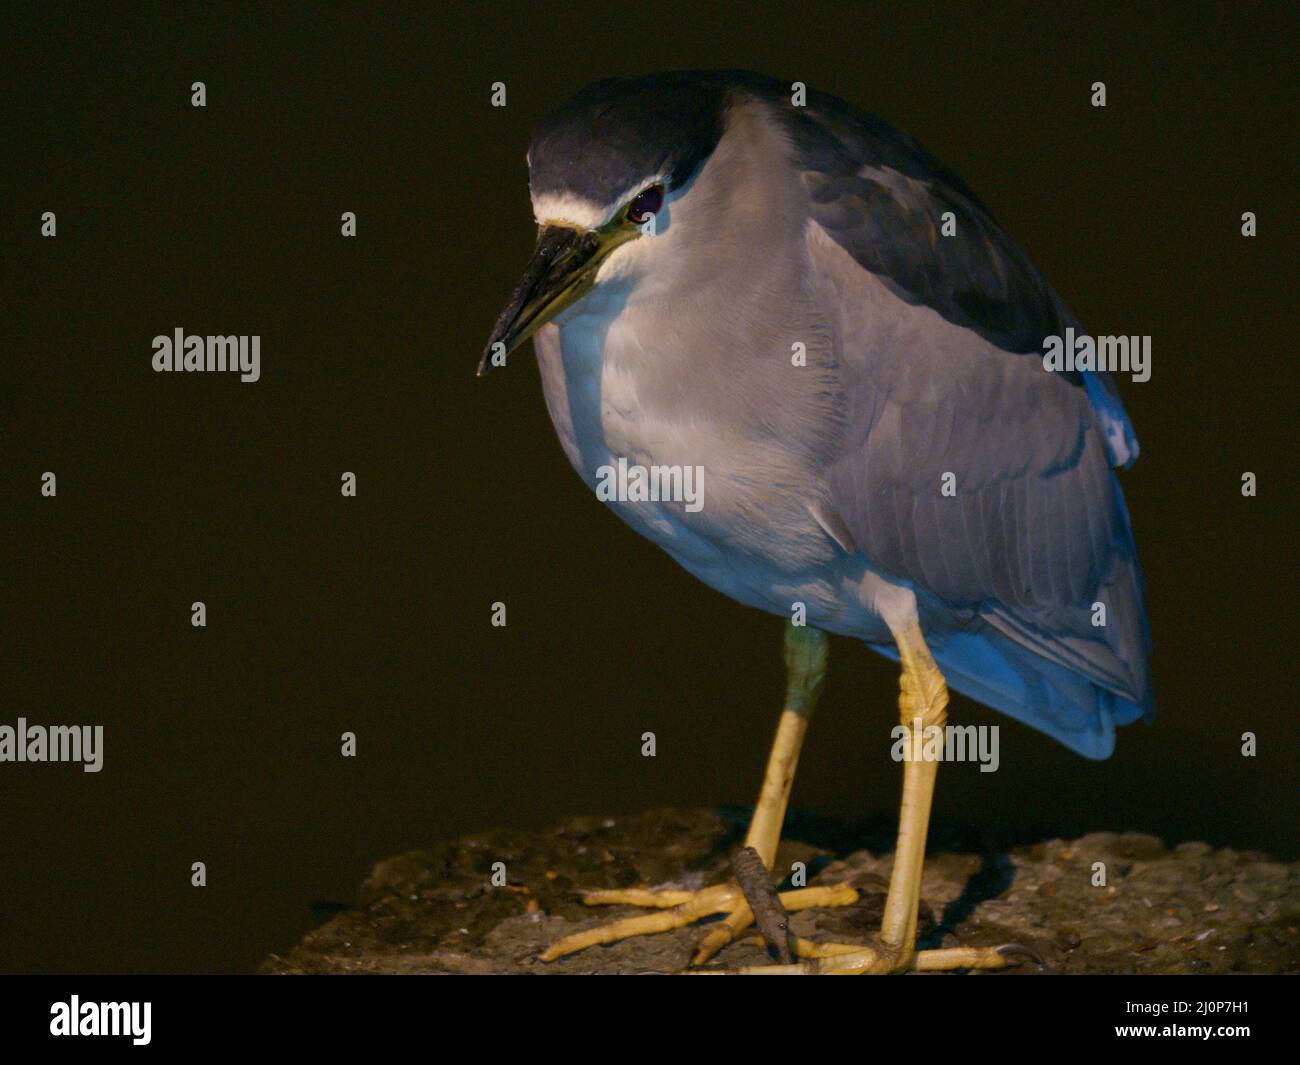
[693,622,831,960]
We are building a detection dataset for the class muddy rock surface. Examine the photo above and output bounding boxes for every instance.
[262,807,1299,975]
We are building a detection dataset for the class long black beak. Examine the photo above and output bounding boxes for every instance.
[478,225,605,376]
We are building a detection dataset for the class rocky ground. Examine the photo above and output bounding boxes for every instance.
[262,807,1299,975]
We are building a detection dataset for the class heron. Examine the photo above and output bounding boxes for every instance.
[481,70,1154,974]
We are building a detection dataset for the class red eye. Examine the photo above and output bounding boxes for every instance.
[626,184,664,224]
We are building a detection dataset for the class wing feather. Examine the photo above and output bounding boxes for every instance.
[786,97,1152,709]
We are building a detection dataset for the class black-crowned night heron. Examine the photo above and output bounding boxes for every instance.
[481,70,1153,974]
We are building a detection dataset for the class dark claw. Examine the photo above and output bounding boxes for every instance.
[996,942,1046,968]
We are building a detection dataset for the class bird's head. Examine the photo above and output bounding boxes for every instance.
[479,72,743,375]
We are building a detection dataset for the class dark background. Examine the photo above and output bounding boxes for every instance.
[3,2,1295,974]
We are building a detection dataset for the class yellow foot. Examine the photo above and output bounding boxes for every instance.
[705,938,1039,974]
[539,881,859,964]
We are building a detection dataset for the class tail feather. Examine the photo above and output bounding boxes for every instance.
[873,619,1148,760]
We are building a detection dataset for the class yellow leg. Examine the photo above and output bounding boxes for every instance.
[694,623,828,960]
[745,622,827,865]
[540,623,859,964]
[878,620,948,965]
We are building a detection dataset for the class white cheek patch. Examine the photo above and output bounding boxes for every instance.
[532,172,669,231]
[531,192,611,230]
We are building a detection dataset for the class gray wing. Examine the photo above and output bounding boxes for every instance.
[789,98,1151,706]
[783,93,1063,356]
